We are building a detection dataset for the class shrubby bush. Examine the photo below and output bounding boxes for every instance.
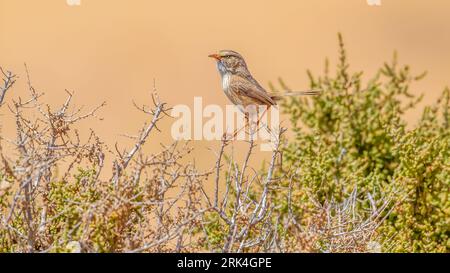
[274,34,449,252]
[0,35,447,252]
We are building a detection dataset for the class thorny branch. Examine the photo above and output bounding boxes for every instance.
[0,68,395,253]
[112,91,171,187]
[0,67,16,107]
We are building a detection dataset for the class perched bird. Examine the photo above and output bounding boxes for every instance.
[208,50,319,115]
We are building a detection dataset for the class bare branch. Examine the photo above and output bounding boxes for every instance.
[0,67,16,107]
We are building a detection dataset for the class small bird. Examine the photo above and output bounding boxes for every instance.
[208,50,319,115]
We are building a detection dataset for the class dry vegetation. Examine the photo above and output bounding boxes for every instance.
[0,36,448,253]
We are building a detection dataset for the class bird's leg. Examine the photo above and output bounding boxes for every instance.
[257,107,268,128]
[244,112,252,136]
[247,113,261,138]
[251,106,269,135]
[227,112,249,140]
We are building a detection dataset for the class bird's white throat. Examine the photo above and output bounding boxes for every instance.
[221,73,231,91]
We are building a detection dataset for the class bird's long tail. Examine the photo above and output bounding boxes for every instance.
[269,89,321,101]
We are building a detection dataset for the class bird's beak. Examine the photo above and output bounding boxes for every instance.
[208,53,222,61]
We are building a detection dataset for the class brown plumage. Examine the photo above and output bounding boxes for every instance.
[209,50,319,112]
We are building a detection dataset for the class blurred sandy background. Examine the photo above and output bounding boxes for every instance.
[1,0,449,171]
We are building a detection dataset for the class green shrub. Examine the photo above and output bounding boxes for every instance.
[274,34,449,252]
[1,35,448,253]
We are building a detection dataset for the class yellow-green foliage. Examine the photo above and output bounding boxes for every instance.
[277,34,449,252]
[46,168,148,252]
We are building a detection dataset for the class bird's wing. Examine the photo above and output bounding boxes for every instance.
[229,74,277,106]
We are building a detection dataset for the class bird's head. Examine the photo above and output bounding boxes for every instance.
[208,50,249,77]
